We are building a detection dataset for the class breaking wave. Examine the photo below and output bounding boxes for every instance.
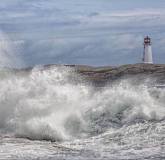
[0,66,165,142]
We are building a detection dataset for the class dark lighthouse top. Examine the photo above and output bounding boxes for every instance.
[144,36,151,45]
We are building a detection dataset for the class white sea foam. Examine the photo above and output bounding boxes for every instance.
[0,66,165,142]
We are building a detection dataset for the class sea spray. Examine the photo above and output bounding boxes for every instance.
[0,66,165,142]
[0,66,90,140]
[0,31,23,68]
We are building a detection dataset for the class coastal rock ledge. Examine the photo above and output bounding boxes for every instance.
[72,63,165,86]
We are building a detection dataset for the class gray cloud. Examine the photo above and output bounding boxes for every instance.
[0,0,165,67]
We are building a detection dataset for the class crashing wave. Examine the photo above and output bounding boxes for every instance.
[0,66,165,141]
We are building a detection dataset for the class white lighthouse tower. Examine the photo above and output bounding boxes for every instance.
[143,36,153,64]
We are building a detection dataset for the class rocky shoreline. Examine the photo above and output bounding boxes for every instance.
[6,63,165,87]
[73,63,165,86]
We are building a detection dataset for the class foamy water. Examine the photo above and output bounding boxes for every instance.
[0,66,165,159]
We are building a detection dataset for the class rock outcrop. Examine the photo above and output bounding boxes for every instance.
[74,64,165,86]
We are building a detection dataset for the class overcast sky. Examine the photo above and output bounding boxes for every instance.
[0,0,165,67]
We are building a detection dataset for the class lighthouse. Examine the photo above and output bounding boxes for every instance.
[143,36,153,64]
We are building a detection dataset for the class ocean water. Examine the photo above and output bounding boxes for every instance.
[0,66,165,160]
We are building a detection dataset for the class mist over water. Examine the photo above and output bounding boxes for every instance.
[0,31,23,68]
